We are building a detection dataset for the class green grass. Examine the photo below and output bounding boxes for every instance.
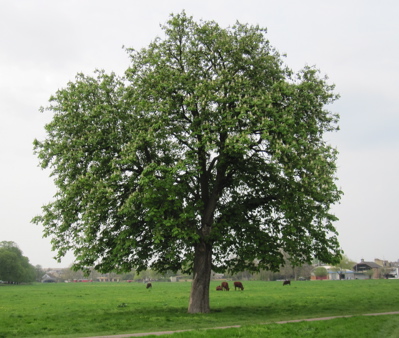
[1,280,399,337]
[152,315,399,337]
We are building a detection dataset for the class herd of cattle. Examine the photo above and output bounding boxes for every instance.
[216,281,244,291]
[215,280,290,290]
[146,280,291,290]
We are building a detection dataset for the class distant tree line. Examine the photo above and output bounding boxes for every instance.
[57,267,189,282]
[0,241,37,284]
[0,241,356,284]
[57,254,326,282]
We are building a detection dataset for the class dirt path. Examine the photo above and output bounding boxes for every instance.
[87,311,399,337]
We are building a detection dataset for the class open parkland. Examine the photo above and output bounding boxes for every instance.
[1,279,399,337]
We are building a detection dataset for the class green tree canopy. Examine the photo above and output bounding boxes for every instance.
[33,12,342,313]
[335,254,356,270]
[0,242,36,283]
[313,266,328,278]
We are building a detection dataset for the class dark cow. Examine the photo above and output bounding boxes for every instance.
[234,281,244,290]
[283,280,291,286]
[221,281,230,291]
[146,282,152,289]
[216,285,223,291]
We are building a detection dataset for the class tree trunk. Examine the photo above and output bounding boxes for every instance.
[187,240,212,313]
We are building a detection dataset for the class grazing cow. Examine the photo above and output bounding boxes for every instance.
[234,281,244,290]
[216,285,223,291]
[221,281,230,291]
[146,282,152,289]
[283,280,291,286]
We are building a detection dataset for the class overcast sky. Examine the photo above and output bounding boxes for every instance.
[1,0,398,268]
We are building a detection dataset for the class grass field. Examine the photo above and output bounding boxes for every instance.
[1,279,399,337]
[150,315,399,337]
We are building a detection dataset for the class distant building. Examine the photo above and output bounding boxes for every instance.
[385,267,399,279]
[97,276,120,282]
[311,258,399,280]
[352,259,382,279]
[311,266,355,280]
[212,273,224,279]
[41,273,56,283]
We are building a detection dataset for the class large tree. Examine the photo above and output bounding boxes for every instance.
[0,241,36,283]
[33,12,342,313]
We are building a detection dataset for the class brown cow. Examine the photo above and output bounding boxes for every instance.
[283,280,291,286]
[221,281,229,291]
[146,282,152,289]
[234,281,244,290]
[216,285,223,291]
